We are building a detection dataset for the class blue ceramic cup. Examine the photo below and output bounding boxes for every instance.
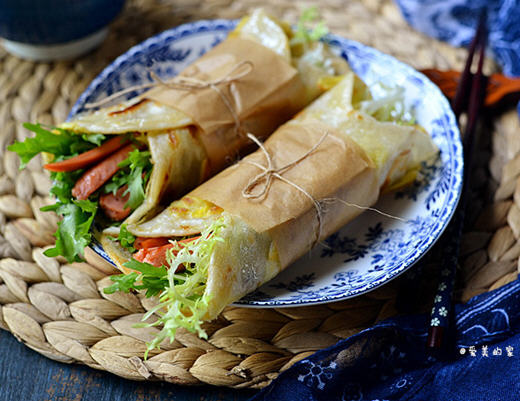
[0,0,126,60]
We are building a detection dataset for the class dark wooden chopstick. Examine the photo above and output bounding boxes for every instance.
[426,15,487,350]
[451,14,486,119]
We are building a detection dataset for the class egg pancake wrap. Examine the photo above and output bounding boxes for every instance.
[188,120,380,317]
[101,72,438,335]
[142,37,307,176]
[60,10,349,227]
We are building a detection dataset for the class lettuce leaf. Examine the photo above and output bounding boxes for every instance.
[9,124,151,262]
[8,123,104,168]
[118,224,136,253]
[118,149,152,210]
[103,149,152,210]
[104,218,226,354]
[42,199,98,262]
[48,169,84,204]
[8,124,110,262]
[104,271,140,293]
[104,259,169,297]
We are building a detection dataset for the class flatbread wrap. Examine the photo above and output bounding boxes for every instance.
[8,9,349,263]
[102,72,438,349]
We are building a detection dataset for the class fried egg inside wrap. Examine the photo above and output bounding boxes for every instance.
[101,72,438,336]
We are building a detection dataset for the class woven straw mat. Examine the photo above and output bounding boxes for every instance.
[0,0,518,389]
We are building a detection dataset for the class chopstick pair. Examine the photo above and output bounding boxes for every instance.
[426,14,488,350]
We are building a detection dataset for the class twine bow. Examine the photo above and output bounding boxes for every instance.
[242,132,330,244]
[241,132,406,247]
[85,60,255,135]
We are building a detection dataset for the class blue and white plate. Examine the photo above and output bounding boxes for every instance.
[71,19,463,307]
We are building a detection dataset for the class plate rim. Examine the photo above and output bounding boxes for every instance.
[69,19,237,117]
[69,18,463,308]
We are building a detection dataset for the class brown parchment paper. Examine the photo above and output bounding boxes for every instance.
[144,37,306,174]
[190,121,380,267]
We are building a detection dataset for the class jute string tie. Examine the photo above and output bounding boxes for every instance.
[242,132,406,246]
[242,132,330,244]
[85,60,255,135]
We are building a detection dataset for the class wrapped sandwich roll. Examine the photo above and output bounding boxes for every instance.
[104,72,438,347]
[9,9,349,263]
[61,9,349,228]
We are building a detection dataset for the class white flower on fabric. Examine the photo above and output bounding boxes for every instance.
[395,378,408,388]
[297,359,337,390]
[438,307,448,317]
[431,307,435,314]
[431,317,441,326]
[439,283,447,291]
[434,295,442,303]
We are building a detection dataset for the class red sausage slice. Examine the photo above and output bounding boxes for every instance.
[99,186,131,221]
[134,237,171,249]
[72,144,134,200]
[44,136,128,172]
[132,236,200,270]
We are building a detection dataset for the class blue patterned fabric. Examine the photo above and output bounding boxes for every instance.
[396,0,520,76]
[251,279,520,400]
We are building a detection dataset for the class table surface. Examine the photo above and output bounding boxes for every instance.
[0,330,255,401]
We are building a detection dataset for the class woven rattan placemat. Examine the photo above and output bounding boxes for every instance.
[0,0,518,389]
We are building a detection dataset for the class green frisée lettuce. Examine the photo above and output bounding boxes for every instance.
[104,217,226,353]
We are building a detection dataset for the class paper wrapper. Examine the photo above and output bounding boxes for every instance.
[191,120,380,269]
[144,37,306,175]
[101,118,381,320]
